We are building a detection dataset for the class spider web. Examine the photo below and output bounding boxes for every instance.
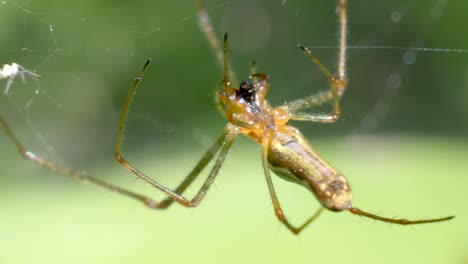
[0,0,467,175]
[0,1,467,262]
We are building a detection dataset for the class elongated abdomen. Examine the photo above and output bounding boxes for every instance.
[267,130,351,211]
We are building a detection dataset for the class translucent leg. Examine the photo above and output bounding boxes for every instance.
[114,127,236,208]
[281,0,348,122]
[196,0,238,85]
[114,60,238,208]
[1,111,236,209]
[1,60,236,209]
[261,129,324,234]
[0,114,157,207]
[249,60,257,75]
[348,207,454,225]
[214,80,225,115]
[156,129,230,208]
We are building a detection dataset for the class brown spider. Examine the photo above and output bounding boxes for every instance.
[0,0,454,234]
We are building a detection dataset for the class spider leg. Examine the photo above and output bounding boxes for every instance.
[196,0,238,85]
[348,207,454,225]
[220,34,264,130]
[214,80,225,115]
[213,40,259,117]
[5,76,15,95]
[114,60,238,208]
[249,60,257,75]
[0,114,157,206]
[281,0,348,123]
[195,0,228,115]
[261,129,324,234]
[1,111,235,209]
[115,127,236,208]
[156,127,230,208]
[197,0,238,116]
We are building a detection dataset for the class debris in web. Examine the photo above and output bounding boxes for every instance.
[0,63,39,95]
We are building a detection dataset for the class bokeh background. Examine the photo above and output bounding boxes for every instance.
[0,0,467,263]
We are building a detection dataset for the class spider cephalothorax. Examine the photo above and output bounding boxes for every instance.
[236,79,256,104]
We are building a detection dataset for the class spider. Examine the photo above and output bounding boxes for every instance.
[0,63,39,95]
[0,0,454,234]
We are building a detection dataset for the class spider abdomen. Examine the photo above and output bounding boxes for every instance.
[267,129,352,211]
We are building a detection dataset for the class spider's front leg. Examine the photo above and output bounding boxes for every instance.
[114,60,238,208]
[284,45,343,123]
[281,0,348,123]
[196,0,238,85]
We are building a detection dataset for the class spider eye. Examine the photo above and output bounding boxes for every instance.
[237,79,256,103]
[240,79,254,90]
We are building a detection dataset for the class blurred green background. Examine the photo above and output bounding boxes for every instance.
[0,0,467,263]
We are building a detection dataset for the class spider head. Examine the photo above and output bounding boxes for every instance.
[231,74,270,113]
[217,73,275,129]
[236,79,256,104]
[233,73,269,104]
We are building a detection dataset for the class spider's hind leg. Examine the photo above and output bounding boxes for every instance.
[260,129,324,234]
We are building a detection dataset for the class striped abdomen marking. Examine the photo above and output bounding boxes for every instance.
[267,130,351,211]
